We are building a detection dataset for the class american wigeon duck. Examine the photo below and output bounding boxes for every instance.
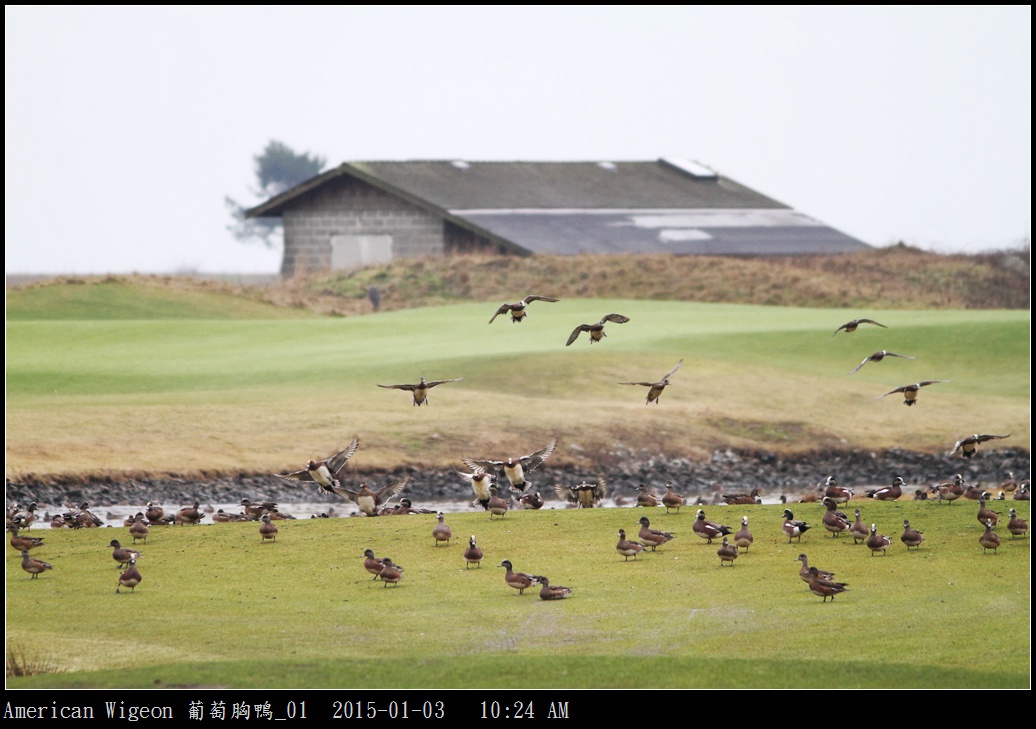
[662,482,684,513]
[849,509,869,544]
[432,511,453,546]
[637,517,675,551]
[947,433,1011,459]
[363,548,385,580]
[378,558,403,587]
[901,519,925,550]
[565,313,630,346]
[488,294,559,324]
[145,501,165,524]
[931,474,966,504]
[734,516,754,552]
[388,498,434,516]
[913,489,929,500]
[116,559,141,593]
[49,514,69,529]
[866,477,904,501]
[328,477,412,516]
[721,488,761,506]
[499,560,544,594]
[175,501,203,526]
[213,509,252,523]
[866,524,892,556]
[1007,509,1028,539]
[976,499,1000,528]
[486,487,509,520]
[554,477,607,508]
[10,502,38,529]
[519,491,545,510]
[806,566,849,602]
[979,520,1001,554]
[781,509,810,543]
[266,509,297,521]
[616,529,646,561]
[693,509,734,544]
[463,438,558,497]
[458,467,495,510]
[962,484,990,501]
[849,350,916,375]
[831,318,887,337]
[635,484,661,508]
[109,539,141,568]
[74,503,103,529]
[1014,484,1031,501]
[20,550,53,579]
[258,514,278,543]
[822,476,854,504]
[538,576,573,600]
[717,537,739,567]
[277,437,360,494]
[377,376,463,406]
[876,380,949,406]
[619,360,683,404]
[240,499,276,519]
[1000,472,1018,493]
[821,497,851,537]
[464,536,484,569]
[9,526,45,553]
[795,553,835,585]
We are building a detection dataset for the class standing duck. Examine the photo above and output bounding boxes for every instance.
[363,548,385,580]
[877,380,949,406]
[1007,509,1028,539]
[377,376,463,406]
[866,477,904,501]
[116,559,141,593]
[432,512,453,546]
[821,497,850,537]
[565,313,630,346]
[637,517,675,551]
[616,529,646,561]
[931,474,966,504]
[463,536,484,569]
[979,520,1001,554]
[781,509,811,543]
[9,526,45,553]
[499,560,543,595]
[486,488,509,520]
[734,516,754,552]
[538,577,573,601]
[849,509,870,544]
[145,501,165,524]
[20,550,53,579]
[717,537,739,567]
[175,501,203,526]
[806,566,849,602]
[519,491,545,510]
[128,514,150,543]
[258,514,278,543]
[976,499,1000,528]
[662,482,685,513]
[109,539,141,568]
[822,476,854,504]
[378,558,404,587]
[694,509,734,544]
[488,295,559,324]
[796,554,835,585]
[635,484,661,508]
[866,524,892,556]
[901,519,925,550]
[619,360,683,404]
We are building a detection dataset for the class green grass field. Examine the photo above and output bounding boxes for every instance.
[5,279,1031,688]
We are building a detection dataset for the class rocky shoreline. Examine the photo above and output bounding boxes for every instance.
[6,448,1029,512]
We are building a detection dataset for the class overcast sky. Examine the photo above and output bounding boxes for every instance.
[5,6,1031,275]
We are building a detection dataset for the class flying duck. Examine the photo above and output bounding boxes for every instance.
[463,536,484,569]
[616,529,646,561]
[488,295,560,324]
[277,437,360,494]
[637,517,675,551]
[463,438,558,497]
[565,313,630,346]
[432,511,453,546]
[554,477,607,508]
[734,516,754,552]
[831,318,887,338]
[866,524,892,556]
[877,380,949,406]
[116,559,141,593]
[849,350,916,375]
[458,467,495,510]
[377,377,463,406]
[538,576,573,601]
[947,433,1011,459]
[499,560,544,594]
[866,477,904,501]
[901,519,925,550]
[782,509,811,543]
[325,477,412,516]
[619,359,683,404]
[717,537,739,567]
[693,509,734,544]
[806,566,849,602]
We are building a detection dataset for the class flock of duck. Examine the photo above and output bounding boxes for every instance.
[6,303,1028,605]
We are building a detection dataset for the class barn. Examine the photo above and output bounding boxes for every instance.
[244,158,870,277]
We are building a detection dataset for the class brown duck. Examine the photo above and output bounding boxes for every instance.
[877,380,949,406]
[619,360,683,404]
[488,295,559,324]
[565,313,630,346]
[377,377,463,406]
